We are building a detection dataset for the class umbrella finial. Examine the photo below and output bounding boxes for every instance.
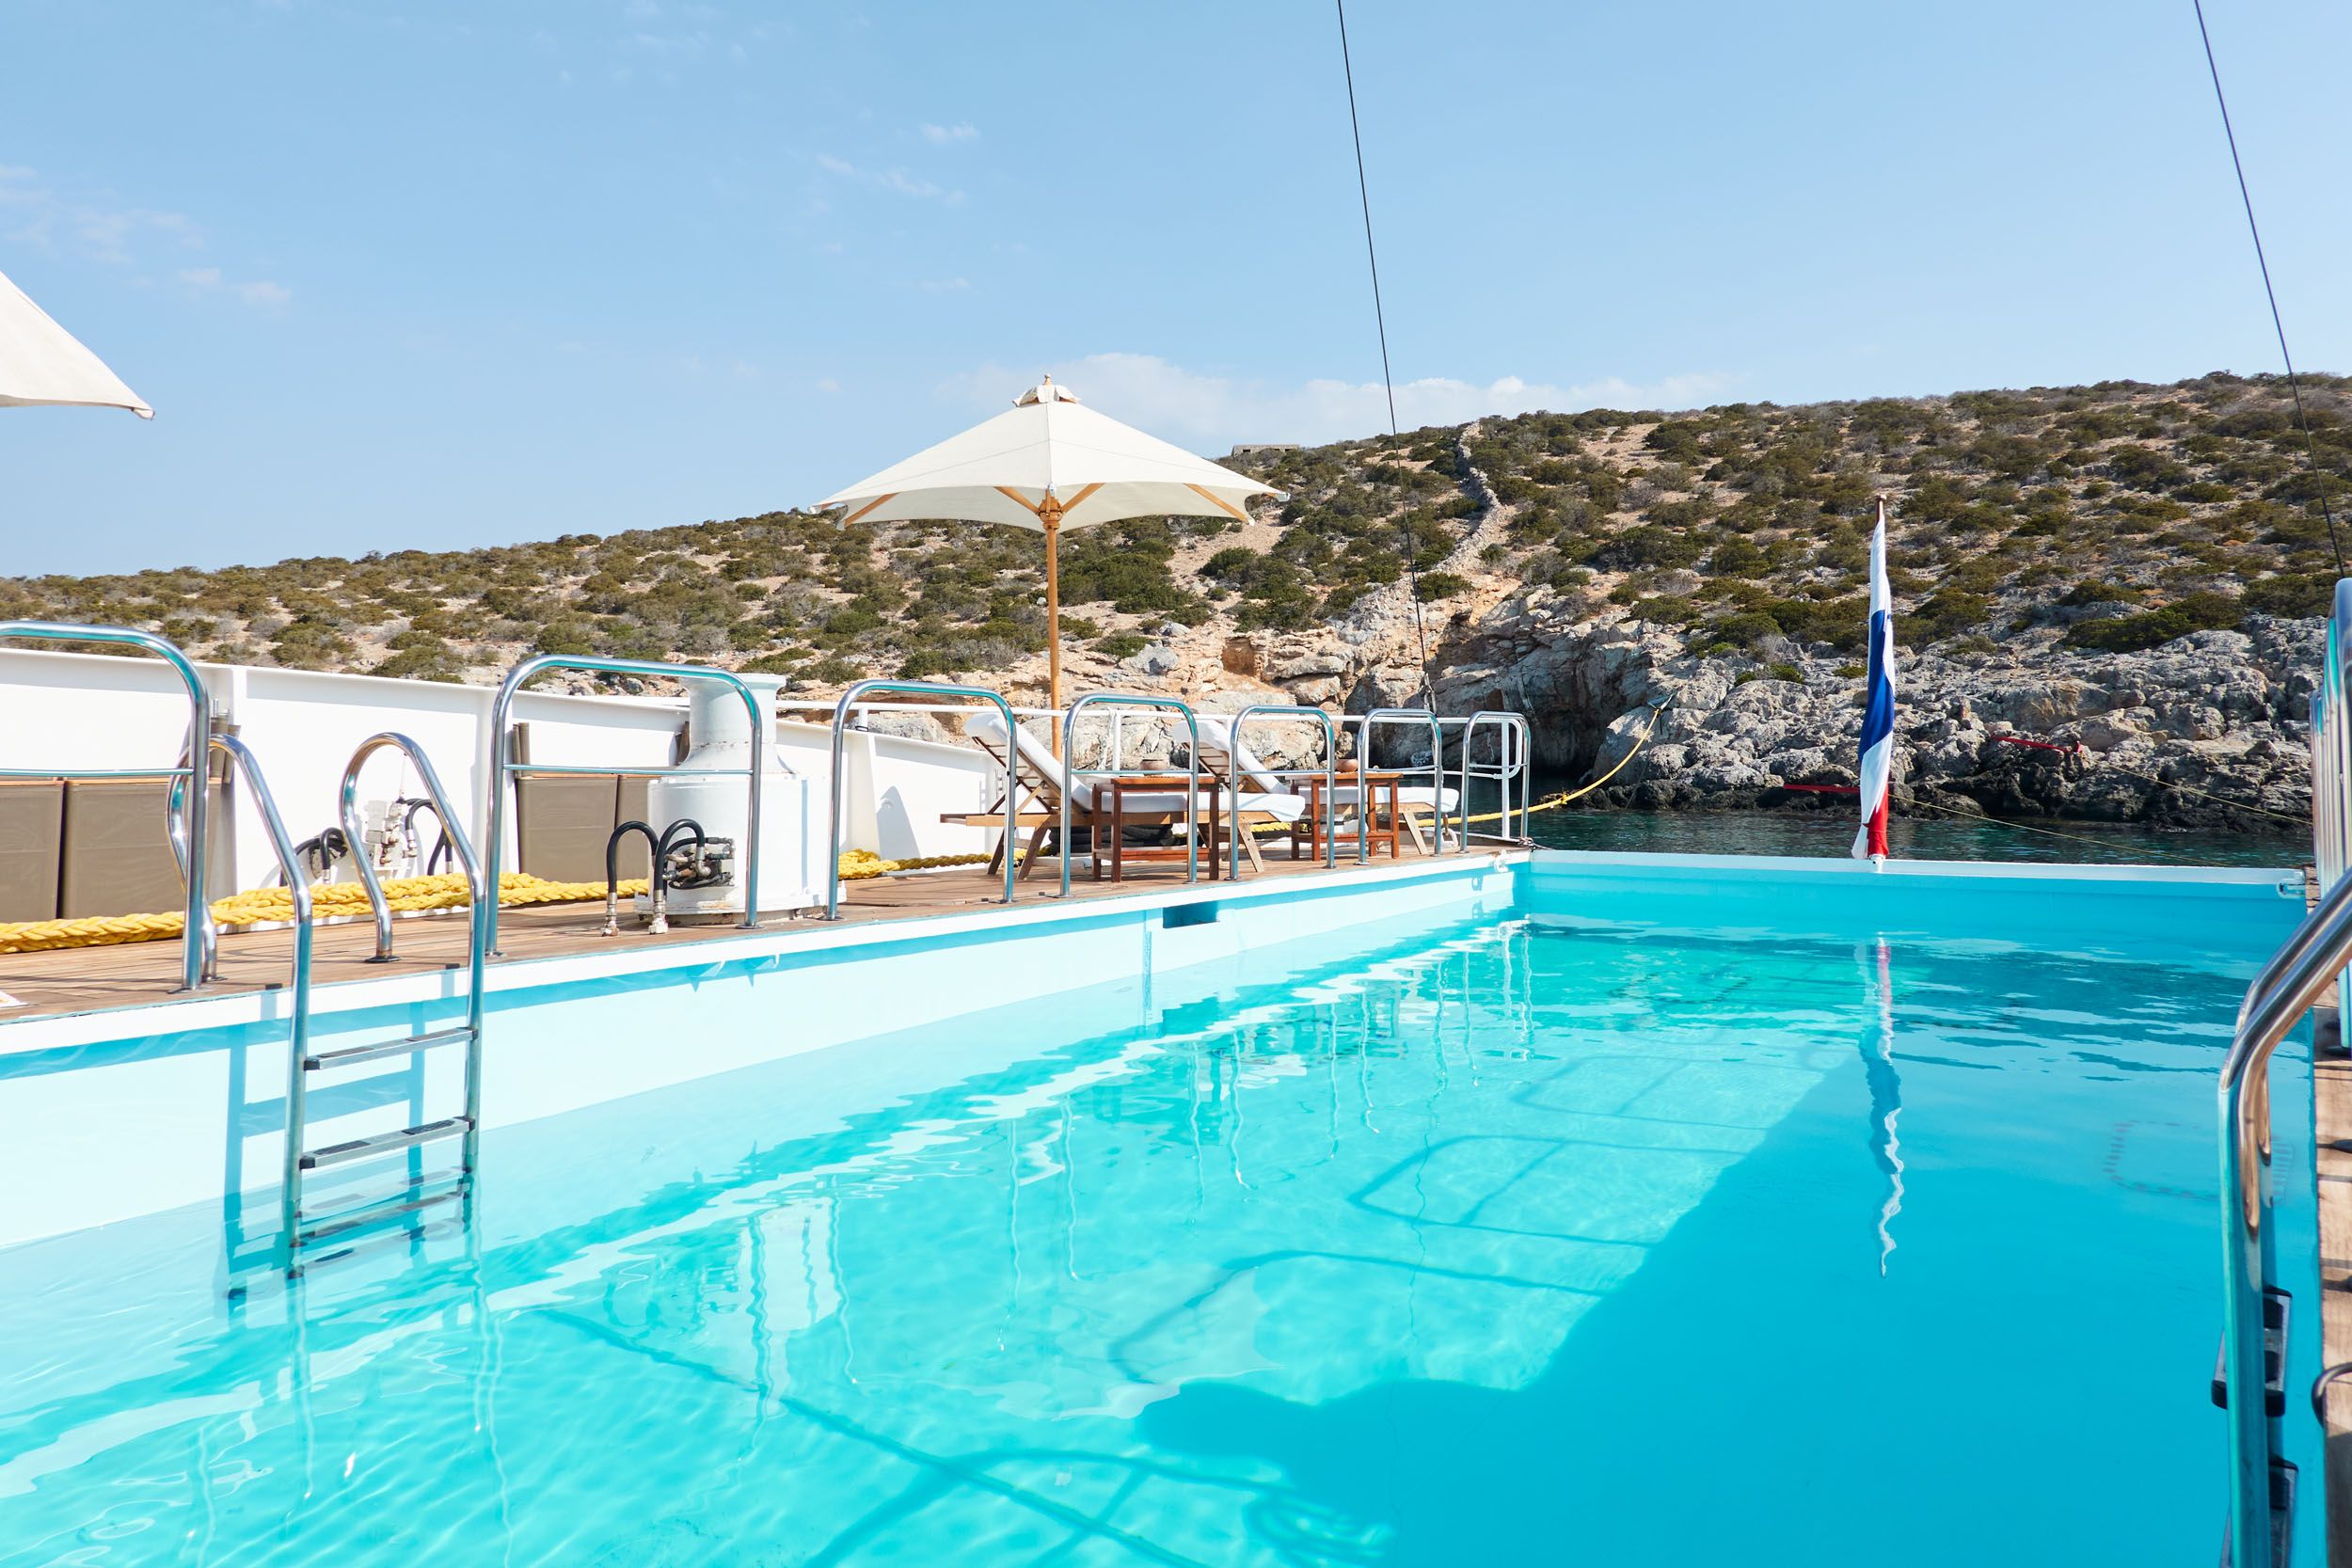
[1015,375,1078,408]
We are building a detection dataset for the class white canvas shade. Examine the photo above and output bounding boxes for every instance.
[0,267,151,417]
[817,377,1280,718]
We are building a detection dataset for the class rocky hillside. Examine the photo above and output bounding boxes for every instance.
[7,371,2346,827]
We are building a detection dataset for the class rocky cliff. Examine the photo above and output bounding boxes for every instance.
[7,371,2343,829]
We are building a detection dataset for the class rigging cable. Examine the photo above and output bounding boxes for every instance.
[2191,0,2344,577]
[1335,0,1434,705]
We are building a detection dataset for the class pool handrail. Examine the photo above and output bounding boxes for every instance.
[1060,693,1202,896]
[1353,708,1450,862]
[1217,705,1340,879]
[337,733,487,977]
[485,656,767,957]
[167,734,314,1257]
[1458,710,1534,845]
[2217,574,2352,1568]
[823,679,1021,919]
[2218,872,2350,1566]
[0,621,213,991]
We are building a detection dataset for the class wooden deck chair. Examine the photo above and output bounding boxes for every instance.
[1194,715,1459,858]
[945,713,1308,879]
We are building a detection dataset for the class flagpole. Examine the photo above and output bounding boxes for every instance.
[1854,497,1897,866]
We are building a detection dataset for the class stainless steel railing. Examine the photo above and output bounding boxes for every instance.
[1061,693,1202,895]
[823,679,1020,919]
[1458,710,1534,845]
[166,733,317,1252]
[2217,576,2352,1567]
[1216,705,1340,879]
[1354,708,1452,862]
[483,656,769,956]
[0,622,213,990]
[339,732,487,965]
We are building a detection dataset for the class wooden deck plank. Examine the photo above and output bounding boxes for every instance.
[0,846,1431,1026]
[2315,1016,2352,1568]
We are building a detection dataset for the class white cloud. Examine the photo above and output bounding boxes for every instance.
[178,266,291,307]
[919,277,971,293]
[4,172,284,299]
[626,29,707,56]
[812,152,962,204]
[939,353,1733,449]
[919,121,977,145]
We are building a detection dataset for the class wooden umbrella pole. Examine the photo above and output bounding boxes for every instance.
[1041,494,1064,754]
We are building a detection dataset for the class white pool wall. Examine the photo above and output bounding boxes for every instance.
[0,853,1519,1249]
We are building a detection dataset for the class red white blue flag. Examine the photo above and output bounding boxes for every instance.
[1853,499,1896,860]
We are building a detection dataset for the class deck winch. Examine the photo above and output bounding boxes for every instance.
[604,673,830,928]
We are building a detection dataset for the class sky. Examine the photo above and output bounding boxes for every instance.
[3,0,2348,577]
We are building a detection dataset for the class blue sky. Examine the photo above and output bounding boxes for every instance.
[5,0,2348,577]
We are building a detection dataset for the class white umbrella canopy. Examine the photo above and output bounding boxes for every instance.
[817,376,1281,715]
[0,267,151,417]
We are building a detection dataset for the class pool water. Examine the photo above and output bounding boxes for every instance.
[0,871,2313,1565]
[1522,800,2309,867]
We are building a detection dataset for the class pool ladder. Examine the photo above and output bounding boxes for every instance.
[2217,579,2352,1568]
[276,734,489,1272]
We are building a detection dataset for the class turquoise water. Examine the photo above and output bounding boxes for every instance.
[0,872,2313,1565]
[1523,802,2309,867]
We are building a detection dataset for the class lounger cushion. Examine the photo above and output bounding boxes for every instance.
[1101,789,1306,822]
[1189,714,1288,795]
[1325,784,1461,812]
[966,713,1306,821]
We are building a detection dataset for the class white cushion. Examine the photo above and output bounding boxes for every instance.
[1325,784,1460,812]
[1190,713,1289,794]
[967,712,1304,820]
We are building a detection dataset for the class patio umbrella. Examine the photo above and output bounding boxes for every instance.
[0,267,151,416]
[815,376,1279,720]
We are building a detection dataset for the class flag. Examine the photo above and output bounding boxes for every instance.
[1853,499,1896,860]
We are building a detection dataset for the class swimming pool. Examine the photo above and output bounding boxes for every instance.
[0,855,2314,1565]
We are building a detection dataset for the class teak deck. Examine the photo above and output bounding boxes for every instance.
[2314,1030,2352,1567]
[0,848,1450,1027]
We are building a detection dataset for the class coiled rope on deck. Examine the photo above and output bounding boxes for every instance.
[836,849,991,880]
[0,871,653,955]
[0,851,996,956]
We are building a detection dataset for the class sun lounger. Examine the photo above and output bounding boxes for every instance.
[1191,713,1458,858]
[945,713,1306,879]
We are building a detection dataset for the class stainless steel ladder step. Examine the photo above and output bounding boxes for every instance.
[299,1115,473,1172]
[297,1173,471,1245]
[303,1025,474,1072]
[2220,1454,2297,1568]
[2213,1285,2292,1417]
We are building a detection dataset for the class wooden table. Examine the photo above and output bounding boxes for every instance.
[1096,774,1222,882]
[1295,770,1415,861]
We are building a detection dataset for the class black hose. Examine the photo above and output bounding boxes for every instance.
[278,826,351,884]
[399,798,455,877]
[607,820,664,901]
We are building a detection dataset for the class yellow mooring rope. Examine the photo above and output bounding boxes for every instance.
[1457,701,1667,828]
[837,850,991,879]
[1232,702,1666,836]
[0,872,653,956]
[0,851,996,956]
